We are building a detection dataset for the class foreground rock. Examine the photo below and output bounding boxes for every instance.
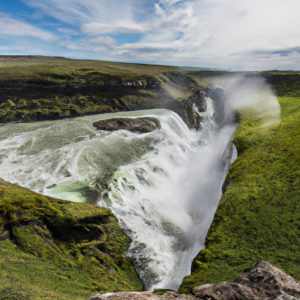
[90,262,300,300]
[90,291,196,300]
[193,261,300,300]
[93,117,161,133]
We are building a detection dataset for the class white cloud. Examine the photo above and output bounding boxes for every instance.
[64,36,117,54]
[129,0,300,69]
[82,22,145,35]
[57,27,78,36]
[25,0,144,32]
[0,13,55,41]
[23,0,300,69]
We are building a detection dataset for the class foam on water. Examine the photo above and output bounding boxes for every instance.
[100,98,236,289]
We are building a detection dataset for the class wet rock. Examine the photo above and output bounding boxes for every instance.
[93,117,161,133]
[205,87,226,126]
[90,291,196,300]
[193,261,300,300]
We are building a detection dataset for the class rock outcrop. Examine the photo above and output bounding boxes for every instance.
[90,291,196,300]
[93,117,161,133]
[0,56,208,131]
[90,262,300,300]
[193,261,300,299]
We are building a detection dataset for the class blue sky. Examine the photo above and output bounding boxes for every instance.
[0,0,299,70]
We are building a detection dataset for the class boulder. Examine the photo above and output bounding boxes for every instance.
[93,117,161,133]
[193,261,300,300]
[90,262,300,300]
[90,291,195,300]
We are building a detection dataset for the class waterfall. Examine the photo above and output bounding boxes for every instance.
[0,98,236,290]
[101,97,237,289]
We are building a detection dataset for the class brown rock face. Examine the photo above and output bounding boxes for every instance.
[93,117,161,133]
[90,262,300,300]
[193,261,300,300]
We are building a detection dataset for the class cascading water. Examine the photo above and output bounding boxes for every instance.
[0,98,237,290]
[101,98,237,289]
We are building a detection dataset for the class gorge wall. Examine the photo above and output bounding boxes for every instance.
[0,56,205,129]
[0,56,216,299]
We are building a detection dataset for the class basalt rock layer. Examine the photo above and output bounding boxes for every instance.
[0,56,205,130]
[93,117,161,133]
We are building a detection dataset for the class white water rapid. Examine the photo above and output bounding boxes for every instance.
[0,98,237,290]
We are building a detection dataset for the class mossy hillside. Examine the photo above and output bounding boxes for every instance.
[0,56,201,124]
[262,71,300,97]
[0,179,142,299]
[179,74,300,293]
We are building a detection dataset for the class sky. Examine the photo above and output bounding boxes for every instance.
[0,0,299,70]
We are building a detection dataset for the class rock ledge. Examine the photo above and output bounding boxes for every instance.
[93,117,161,133]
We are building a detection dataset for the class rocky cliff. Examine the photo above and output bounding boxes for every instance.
[0,56,205,130]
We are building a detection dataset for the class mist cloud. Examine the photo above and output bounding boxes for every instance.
[215,76,281,127]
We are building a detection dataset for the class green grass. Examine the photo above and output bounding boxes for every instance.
[0,56,177,79]
[179,74,300,292]
[0,179,142,299]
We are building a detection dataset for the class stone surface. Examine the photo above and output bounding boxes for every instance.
[93,117,161,133]
[193,261,300,300]
[90,262,300,300]
[235,261,300,299]
[90,291,196,300]
[193,283,259,300]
